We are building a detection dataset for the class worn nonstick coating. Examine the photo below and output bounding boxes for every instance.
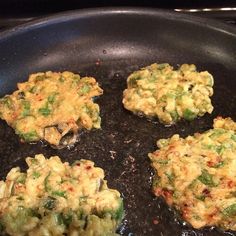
[0,7,236,236]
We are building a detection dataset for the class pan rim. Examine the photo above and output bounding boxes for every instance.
[0,7,236,41]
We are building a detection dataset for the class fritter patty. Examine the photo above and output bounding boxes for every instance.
[149,117,236,230]
[0,154,124,236]
[123,63,214,124]
[0,71,103,148]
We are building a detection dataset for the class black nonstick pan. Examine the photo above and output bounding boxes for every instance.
[0,7,236,236]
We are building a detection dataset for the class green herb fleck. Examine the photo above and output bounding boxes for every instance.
[172,191,179,199]
[170,110,179,122]
[213,161,225,168]
[77,209,85,220]
[156,159,169,164]
[113,200,124,221]
[62,212,73,226]
[35,75,45,81]
[231,134,236,142]
[157,139,169,148]
[99,199,124,221]
[195,195,205,201]
[82,104,96,118]
[59,76,65,83]
[209,129,226,138]
[79,196,88,203]
[202,144,214,150]
[29,86,37,93]
[149,75,157,82]
[128,76,142,87]
[165,172,175,184]
[32,171,41,179]
[0,221,4,232]
[78,84,91,95]
[30,158,39,164]
[16,130,38,142]
[21,100,31,117]
[44,172,52,192]
[183,109,197,121]
[152,176,160,189]
[193,215,202,221]
[222,204,236,217]
[188,179,198,189]
[16,196,24,201]
[47,93,58,104]
[215,145,224,154]
[38,106,51,116]
[55,212,73,226]
[52,190,67,198]
[16,174,26,184]
[0,96,13,109]
[198,169,218,187]
[157,63,169,70]
[73,75,80,81]
[54,213,64,225]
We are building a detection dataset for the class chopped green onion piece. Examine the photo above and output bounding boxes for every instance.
[21,100,31,117]
[35,75,45,81]
[195,195,205,201]
[156,159,169,164]
[0,96,13,109]
[59,76,65,82]
[231,134,236,142]
[222,204,236,217]
[170,110,179,122]
[198,169,218,187]
[157,63,169,70]
[16,130,38,142]
[44,172,52,192]
[52,190,67,198]
[38,107,51,116]
[183,109,197,121]
[47,93,58,104]
[29,86,37,93]
[16,174,26,184]
[165,172,175,184]
[209,129,226,138]
[32,171,41,179]
[62,213,73,226]
[128,76,142,87]
[78,84,91,95]
[213,161,224,168]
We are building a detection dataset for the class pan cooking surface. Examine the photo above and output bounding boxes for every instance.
[0,8,236,236]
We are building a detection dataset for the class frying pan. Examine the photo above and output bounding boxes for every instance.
[0,7,236,236]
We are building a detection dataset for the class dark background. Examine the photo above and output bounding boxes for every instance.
[0,0,236,30]
[0,0,236,13]
[0,2,236,236]
[0,0,235,12]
